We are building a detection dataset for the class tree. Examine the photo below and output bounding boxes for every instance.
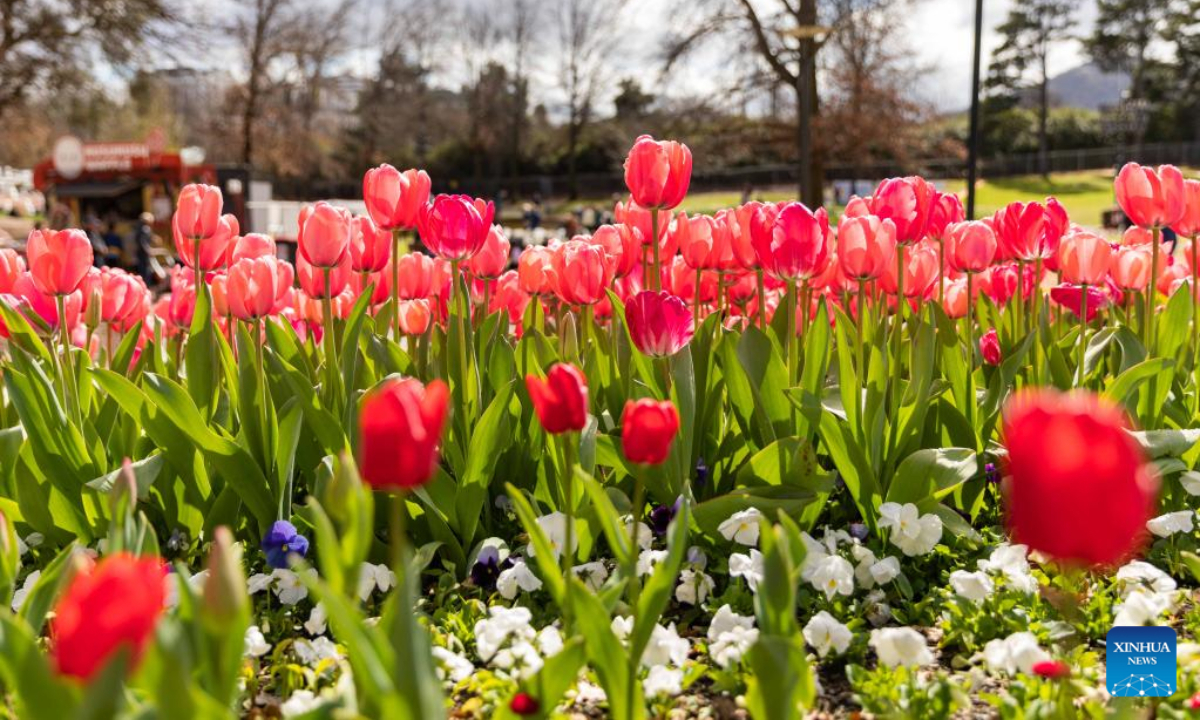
[233,0,295,166]
[664,0,919,206]
[985,0,1078,176]
[0,0,177,120]
[555,0,629,198]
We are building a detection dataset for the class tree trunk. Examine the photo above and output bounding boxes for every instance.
[1038,41,1049,178]
[795,0,821,207]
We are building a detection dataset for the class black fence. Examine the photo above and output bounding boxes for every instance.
[269,141,1200,202]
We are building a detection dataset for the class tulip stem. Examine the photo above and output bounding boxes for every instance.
[1031,258,1043,386]
[255,318,273,492]
[625,472,645,719]
[1146,226,1160,352]
[389,492,408,575]
[855,282,867,442]
[650,208,661,291]
[391,228,402,341]
[1077,284,1088,388]
[893,244,906,417]
[1015,259,1025,345]
[561,433,575,634]
[786,279,798,387]
[965,272,976,442]
[55,294,80,426]
[755,268,767,331]
[322,270,339,413]
[693,267,702,328]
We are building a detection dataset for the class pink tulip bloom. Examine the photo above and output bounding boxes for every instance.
[25,228,93,296]
[1115,163,1187,229]
[838,215,897,281]
[625,290,695,357]
[363,165,432,231]
[623,135,692,211]
[418,194,492,262]
[298,202,352,269]
[348,215,391,273]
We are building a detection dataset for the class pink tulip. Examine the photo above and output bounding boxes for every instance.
[623,135,692,210]
[882,241,938,299]
[298,251,351,299]
[0,248,25,293]
[25,229,93,296]
[1057,230,1112,286]
[1111,245,1153,291]
[396,299,432,335]
[230,233,277,263]
[174,213,237,271]
[348,215,391,273]
[868,176,935,244]
[227,256,285,321]
[418,194,492,261]
[551,240,608,306]
[947,221,997,274]
[1172,179,1200,238]
[926,192,965,240]
[1115,163,1187,229]
[298,202,352,269]
[363,165,432,231]
[589,223,641,279]
[993,199,1069,261]
[625,290,695,357]
[518,246,557,295]
[468,225,510,280]
[174,184,223,241]
[751,202,832,281]
[1051,284,1108,321]
[392,252,435,299]
[13,272,82,329]
[837,215,896,280]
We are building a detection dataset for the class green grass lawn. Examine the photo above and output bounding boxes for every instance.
[547,168,1167,229]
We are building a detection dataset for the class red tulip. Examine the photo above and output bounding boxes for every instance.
[1057,230,1112,286]
[868,176,935,244]
[551,240,608,306]
[51,552,165,681]
[174,212,237,271]
[589,223,641,279]
[348,215,391,273]
[359,377,449,490]
[468,225,510,280]
[1002,389,1156,567]
[526,363,588,434]
[621,398,680,466]
[363,165,431,231]
[229,233,276,263]
[664,255,717,303]
[623,135,692,210]
[946,221,996,274]
[490,270,532,323]
[751,202,832,281]
[0,247,26,292]
[980,328,1001,366]
[418,194,492,261]
[837,215,896,280]
[626,290,694,357]
[25,229,93,296]
[1115,163,1186,229]
[613,198,670,250]
[1031,660,1070,680]
[297,251,351,299]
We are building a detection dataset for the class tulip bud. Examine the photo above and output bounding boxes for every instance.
[202,527,248,626]
[109,457,140,517]
[560,310,578,359]
[322,452,362,524]
[85,285,102,330]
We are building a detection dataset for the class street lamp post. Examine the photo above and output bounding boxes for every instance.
[966,0,985,219]
[786,21,831,207]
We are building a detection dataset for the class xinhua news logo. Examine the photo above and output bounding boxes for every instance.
[1106,626,1177,697]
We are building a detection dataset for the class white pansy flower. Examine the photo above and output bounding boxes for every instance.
[573,561,609,591]
[244,626,271,658]
[709,625,758,668]
[357,563,396,602]
[1116,560,1177,596]
[865,556,901,587]
[803,611,852,658]
[280,690,321,717]
[611,616,633,642]
[643,665,683,698]
[474,605,535,661]
[864,589,892,627]
[1113,589,1175,626]
[718,508,763,546]
[272,569,310,606]
[497,559,543,600]
[247,572,274,595]
[164,569,209,609]
[878,502,942,556]
[981,632,1049,675]
[572,681,607,704]
[293,636,340,666]
[304,603,328,636]
[11,570,39,612]
[1180,471,1200,496]
[641,623,689,668]
[492,640,543,679]
[623,519,655,550]
[810,555,855,600]
[729,549,764,591]
[530,512,577,559]
[978,544,1037,594]
[536,626,564,657]
[949,570,994,604]
[869,627,933,668]
[1147,510,1194,538]
[709,605,756,640]
[637,549,668,577]
[799,532,829,581]
[675,568,714,606]
[432,646,475,683]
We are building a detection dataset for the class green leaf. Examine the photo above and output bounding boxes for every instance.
[185,281,217,417]
[1127,429,1200,459]
[885,448,977,505]
[455,382,514,548]
[85,453,165,498]
[630,499,690,663]
[0,612,78,720]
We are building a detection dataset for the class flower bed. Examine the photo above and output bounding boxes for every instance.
[0,141,1199,718]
